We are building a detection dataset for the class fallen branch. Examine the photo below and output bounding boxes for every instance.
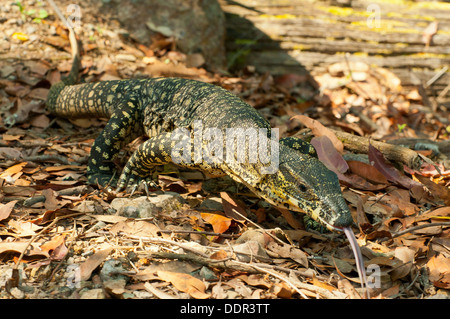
[23,185,93,207]
[392,222,450,238]
[158,229,239,239]
[150,251,261,274]
[296,128,423,169]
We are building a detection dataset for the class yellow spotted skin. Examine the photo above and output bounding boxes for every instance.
[46,77,353,231]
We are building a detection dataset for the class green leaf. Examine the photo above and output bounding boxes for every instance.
[25,8,36,16]
[38,9,48,19]
[14,1,24,13]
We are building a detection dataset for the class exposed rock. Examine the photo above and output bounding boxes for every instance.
[103,0,226,70]
[80,288,106,299]
[110,192,185,218]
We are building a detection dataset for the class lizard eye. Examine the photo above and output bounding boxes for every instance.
[298,183,307,192]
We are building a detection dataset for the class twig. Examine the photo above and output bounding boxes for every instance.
[23,185,93,207]
[226,205,289,246]
[44,219,79,286]
[23,154,72,164]
[149,251,260,274]
[158,229,239,239]
[144,282,176,299]
[424,66,448,88]
[13,212,84,268]
[125,235,211,258]
[392,222,450,238]
[405,269,421,291]
[437,82,450,101]
[234,260,309,299]
[254,263,327,281]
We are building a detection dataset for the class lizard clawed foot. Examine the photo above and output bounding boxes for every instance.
[116,170,159,197]
[88,173,118,189]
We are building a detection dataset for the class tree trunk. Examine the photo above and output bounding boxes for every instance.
[220,0,450,102]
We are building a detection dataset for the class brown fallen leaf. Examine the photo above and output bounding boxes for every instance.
[40,234,66,252]
[347,160,388,185]
[210,249,228,260]
[109,220,160,237]
[159,175,187,193]
[389,247,415,281]
[312,275,336,292]
[237,274,272,289]
[273,282,294,299]
[0,147,24,160]
[0,200,18,221]
[427,254,450,289]
[1,134,23,142]
[311,137,385,191]
[267,242,308,267]
[42,188,60,211]
[1,185,36,197]
[368,144,422,190]
[8,100,44,124]
[30,114,51,128]
[45,165,87,172]
[381,284,400,298]
[157,270,210,299]
[276,207,303,229]
[338,278,361,299]
[28,88,49,100]
[0,242,49,261]
[79,247,113,281]
[311,135,348,174]
[291,114,344,153]
[220,191,247,221]
[40,234,68,261]
[414,206,450,223]
[274,74,308,90]
[8,219,41,237]
[0,162,28,179]
[413,174,450,205]
[200,212,232,234]
[374,68,402,92]
[25,60,50,77]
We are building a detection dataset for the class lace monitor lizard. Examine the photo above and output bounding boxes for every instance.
[40,0,370,297]
[48,73,357,229]
[39,3,357,234]
[47,71,356,233]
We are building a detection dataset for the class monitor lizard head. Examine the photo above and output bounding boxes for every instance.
[255,142,353,232]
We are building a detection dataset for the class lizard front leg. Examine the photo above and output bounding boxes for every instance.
[116,129,225,192]
[87,96,142,186]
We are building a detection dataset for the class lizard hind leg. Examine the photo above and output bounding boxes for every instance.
[87,94,143,187]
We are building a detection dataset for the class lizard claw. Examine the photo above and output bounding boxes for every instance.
[116,170,158,196]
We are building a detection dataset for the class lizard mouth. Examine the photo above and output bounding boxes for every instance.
[285,197,351,232]
[288,198,370,297]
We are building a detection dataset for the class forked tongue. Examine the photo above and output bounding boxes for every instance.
[343,227,370,299]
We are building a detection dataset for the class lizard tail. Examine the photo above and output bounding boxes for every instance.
[46,0,81,112]
[62,26,80,86]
